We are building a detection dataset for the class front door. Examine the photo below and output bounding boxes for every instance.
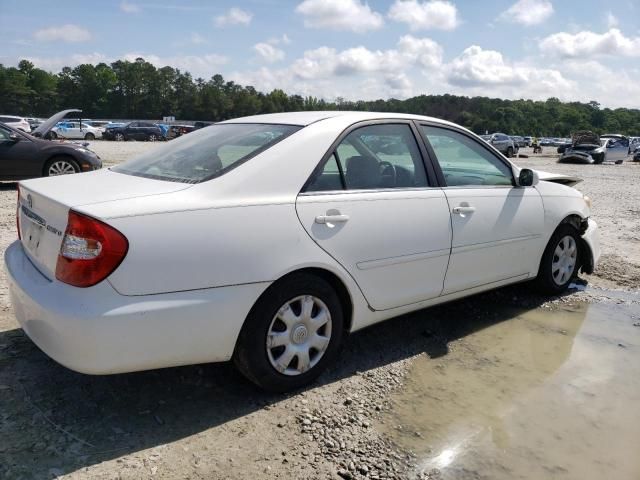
[0,127,39,178]
[296,122,451,311]
[419,124,545,295]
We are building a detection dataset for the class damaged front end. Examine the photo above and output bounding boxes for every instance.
[559,131,605,164]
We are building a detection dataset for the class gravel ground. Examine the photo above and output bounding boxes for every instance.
[0,142,638,480]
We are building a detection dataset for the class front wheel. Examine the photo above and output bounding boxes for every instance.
[148,133,158,142]
[535,224,580,294]
[234,273,344,392]
[44,157,80,177]
[115,132,125,141]
[84,132,95,140]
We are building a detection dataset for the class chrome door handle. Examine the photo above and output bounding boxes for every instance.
[315,214,350,224]
[452,206,476,214]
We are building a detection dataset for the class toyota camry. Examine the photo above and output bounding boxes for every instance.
[5,111,600,391]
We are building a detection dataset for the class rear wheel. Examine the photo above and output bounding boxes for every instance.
[44,157,80,177]
[84,132,95,140]
[148,133,158,142]
[535,224,580,294]
[506,147,514,158]
[234,273,344,392]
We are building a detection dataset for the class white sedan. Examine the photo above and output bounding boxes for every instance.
[6,111,600,391]
[50,121,102,140]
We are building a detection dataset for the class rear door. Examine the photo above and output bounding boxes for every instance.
[418,124,545,295]
[296,121,451,311]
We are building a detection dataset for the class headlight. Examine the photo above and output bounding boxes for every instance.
[583,194,592,209]
[76,148,95,155]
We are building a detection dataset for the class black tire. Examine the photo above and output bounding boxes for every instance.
[49,131,58,139]
[115,132,125,142]
[43,156,80,177]
[234,273,344,392]
[506,147,514,158]
[148,133,157,142]
[535,224,581,295]
[84,132,95,140]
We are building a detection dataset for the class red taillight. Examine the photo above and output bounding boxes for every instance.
[55,211,128,288]
[16,189,21,240]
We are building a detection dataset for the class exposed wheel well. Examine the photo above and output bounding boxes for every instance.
[558,214,593,274]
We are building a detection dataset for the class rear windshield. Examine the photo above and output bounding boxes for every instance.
[113,123,301,183]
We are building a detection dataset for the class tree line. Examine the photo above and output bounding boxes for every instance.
[1,57,639,136]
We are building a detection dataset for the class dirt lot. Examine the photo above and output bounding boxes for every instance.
[1,143,639,480]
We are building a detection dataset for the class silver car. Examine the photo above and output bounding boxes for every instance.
[484,133,517,157]
[559,131,627,164]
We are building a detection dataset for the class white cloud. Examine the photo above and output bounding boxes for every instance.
[388,0,459,31]
[123,53,228,78]
[539,28,640,58]
[214,7,252,27]
[296,0,384,33]
[498,0,553,26]
[396,35,443,67]
[445,45,573,103]
[267,34,291,46]
[606,12,619,28]
[190,33,206,45]
[254,43,285,63]
[33,24,92,43]
[447,46,527,86]
[120,1,140,13]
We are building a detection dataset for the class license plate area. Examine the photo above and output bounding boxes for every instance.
[21,205,46,256]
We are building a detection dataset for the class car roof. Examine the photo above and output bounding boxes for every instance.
[0,115,23,120]
[220,110,462,128]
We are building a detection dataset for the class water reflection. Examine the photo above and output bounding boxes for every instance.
[384,303,640,480]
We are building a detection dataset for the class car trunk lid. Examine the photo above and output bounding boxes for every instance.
[18,169,192,280]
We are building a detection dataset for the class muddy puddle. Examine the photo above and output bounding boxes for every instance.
[384,302,640,480]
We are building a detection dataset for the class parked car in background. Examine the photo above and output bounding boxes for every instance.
[194,121,214,130]
[523,136,532,147]
[483,133,517,157]
[0,115,31,133]
[540,138,553,146]
[102,121,164,141]
[5,111,599,391]
[168,124,195,139]
[634,149,640,162]
[557,139,573,154]
[559,131,627,164]
[50,121,103,140]
[0,122,101,179]
[510,136,527,148]
[628,136,639,153]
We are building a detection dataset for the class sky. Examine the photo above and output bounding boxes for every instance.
[1,0,640,108]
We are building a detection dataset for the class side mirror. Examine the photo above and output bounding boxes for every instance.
[518,168,539,187]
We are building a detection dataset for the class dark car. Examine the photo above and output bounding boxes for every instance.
[0,123,101,179]
[193,121,214,130]
[168,124,195,139]
[103,121,164,141]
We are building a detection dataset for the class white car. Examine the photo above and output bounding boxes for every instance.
[50,121,102,140]
[0,115,31,133]
[5,111,600,391]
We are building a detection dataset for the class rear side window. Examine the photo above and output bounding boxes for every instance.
[113,123,300,183]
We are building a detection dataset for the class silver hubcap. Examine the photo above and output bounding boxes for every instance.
[115,134,124,141]
[149,135,156,141]
[552,235,577,285]
[266,295,332,376]
[48,161,76,176]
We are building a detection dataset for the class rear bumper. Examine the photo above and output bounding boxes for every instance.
[5,241,268,374]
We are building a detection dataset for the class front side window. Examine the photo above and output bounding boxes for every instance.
[306,123,428,192]
[420,126,513,187]
[113,123,300,183]
[0,127,11,141]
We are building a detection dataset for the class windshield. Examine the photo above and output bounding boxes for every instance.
[112,123,301,183]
